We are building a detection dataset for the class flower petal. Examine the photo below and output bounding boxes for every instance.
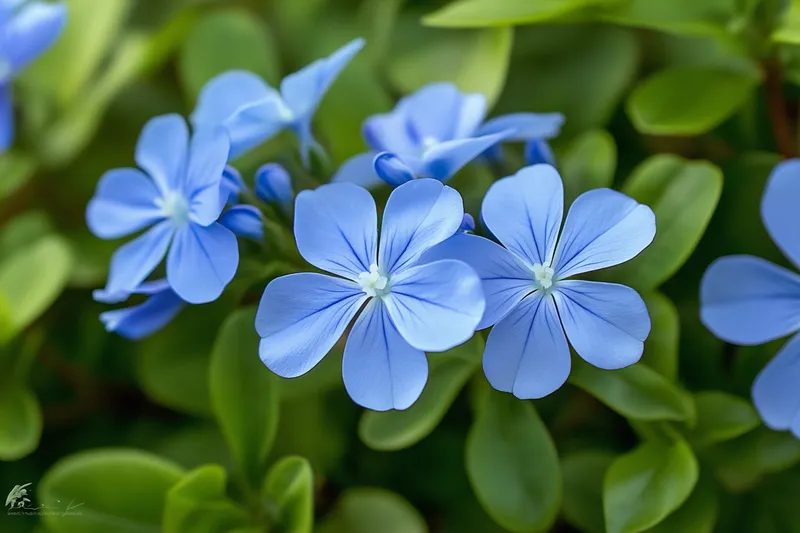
[187,127,230,225]
[374,152,415,186]
[553,188,655,278]
[221,165,245,205]
[294,182,378,280]
[2,1,66,72]
[135,114,188,194]
[166,223,239,304]
[342,299,428,411]
[483,292,571,399]
[331,151,384,188]
[554,280,650,370]
[100,288,184,340]
[481,164,564,267]
[762,159,800,268]
[420,132,508,181]
[476,112,565,141]
[700,255,800,345]
[219,204,263,241]
[401,83,475,142]
[422,234,533,329]
[384,259,484,352]
[379,178,463,274]
[363,109,418,155]
[454,92,488,138]
[0,84,13,151]
[105,220,174,295]
[86,168,163,239]
[256,272,365,377]
[752,333,800,433]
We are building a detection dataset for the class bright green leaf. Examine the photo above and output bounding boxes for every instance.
[562,450,615,533]
[0,153,36,201]
[559,129,617,205]
[423,0,619,28]
[179,8,280,101]
[210,307,279,487]
[316,488,427,533]
[164,465,248,533]
[604,155,723,291]
[604,439,699,533]
[359,336,482,451]
[646,474,718,533]
[0,385,41,461]
[264,456,314,533]
[687,391,760,447]
[772,0,800,43]
[40,449,184,533]
[641,292,680,380]
[627,67,759,135]
[0,211,53,259]
[599,0,747,39]
[570,362,695,423]
[466,388,561,533]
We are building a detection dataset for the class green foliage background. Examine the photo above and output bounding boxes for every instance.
[2,0,800,532]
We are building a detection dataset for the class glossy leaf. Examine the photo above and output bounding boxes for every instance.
[0,385,41,461]
[562,450,615,533]
[423,0,620,28]
[647,474,718,533]
[559,129,617,205]
[600,0,749,39]
[686,391,760,447]
[466,388,561,532]
[263,456,314,533]
[316,488,427,533]
[164,465,248,533]
[641,292,680,380]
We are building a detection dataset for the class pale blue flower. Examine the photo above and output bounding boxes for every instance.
[94,280,184,340]
[220,204,264,241]
[256,179,485,411]
[0,0,67,150]
[701,160,800,437]
[191,38,365,165]
[525,139,555,166]
[86,114,239,304]
[425,164,655,399]
[332,83,564,187]
[255,162,294,211]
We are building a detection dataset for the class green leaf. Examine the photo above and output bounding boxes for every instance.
[210,307,279,487]
[164,465,248,533]
[711,427,800,491]
[641,292,680,380]
[562,451,615,533]
[423,0,619,28]
[686,391,760,447]
[40,449,185,533]
[570,361,695,423]
[604,155,723,291]
[0,153,36,201]
[263,456,314,533]
[604,439,699,533]
[559,129,617,205]
[0,211,54,258]
[466,388,561,532]
[388,25,513,107]
[0,236,73,343]
[0,385,41,461]
[599,0,748,39]
[179,8,280,102]
[773,0,800,43]
[359,336,482,451]
[316,488,427,533]
[646,474,718,533]
[627,67,759,135]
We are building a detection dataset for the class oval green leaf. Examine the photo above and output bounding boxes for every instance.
[263,456,314,533]
[562,451,615,533]
[316,488,427,533]
[604,439,699,533]
[40,448,185,533]
[686,391,760,447]
[641,292,680,380]
[466,388,561,533]
[423,0,617,28]
[646,474,718,533]
[164,465,248,533]
[0,385,41,460]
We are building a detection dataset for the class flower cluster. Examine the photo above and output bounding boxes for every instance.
[88,37,656,411]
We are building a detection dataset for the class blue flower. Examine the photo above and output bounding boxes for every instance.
[86,114,239,304]
[332,83,564,187]
[191,38,365,165]
[255,163,294,212]
[524,139,555,166]
[0,0,67,151]
[424,164,655,399]
[220,204,264,241]
[700,160,800,437]
[256,179,485,411]
[94,280,184,340]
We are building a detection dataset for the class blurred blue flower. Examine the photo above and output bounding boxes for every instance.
[332,83,564,187]
[701,159,800,437]
[191,38,365,165]
[524,139,556,166]
[94,280,184,340]
[425,164,655,399]
[0,0,67,151]
[459,213,475,234]
[220,204,264,241]
[256,179,485,411]
[255,162,294,212]
[86,114,239,305]
[220,165,246,205]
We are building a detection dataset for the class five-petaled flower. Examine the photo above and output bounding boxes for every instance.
[191,38,364,165]
[333,82,564,188]
[94,280,184,340]
[701,160,800,438]
[0,0,67,151]
[87,114,239,305]
[256,179,485,411]
[425,164,656,399]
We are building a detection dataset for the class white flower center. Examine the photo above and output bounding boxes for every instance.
[156,191,190,227]
[420,136,440,153]
[358,263,390,299]
[532,263,555,292]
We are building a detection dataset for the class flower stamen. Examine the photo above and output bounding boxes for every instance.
[532,263,555,292]
[358,263,390,299]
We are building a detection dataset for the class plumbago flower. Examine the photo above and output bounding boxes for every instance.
[256,179,485,411]
[94,280,184,340]
[191,38,364,164]
[701,160,800,437]
[86,114,239,305]
[425,164,656,398]
[1,0,67,150]
[333,82,564,187]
